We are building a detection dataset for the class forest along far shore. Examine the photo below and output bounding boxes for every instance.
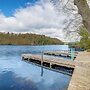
[0,32,64,45]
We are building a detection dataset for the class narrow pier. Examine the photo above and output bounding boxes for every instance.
[22,54,75,75]
[22,54,75,68]
[44,50,78,58]
[68,52,90,90]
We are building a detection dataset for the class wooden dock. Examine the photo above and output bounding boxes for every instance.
[68,52,90,90]
[44,50,78,57]
[21,51,90,89]
[22,54,75,69]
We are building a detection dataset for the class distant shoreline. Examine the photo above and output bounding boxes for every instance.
[0,32,63,45]
[0,44,64,46]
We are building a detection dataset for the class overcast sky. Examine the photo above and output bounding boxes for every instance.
[0,0,81,42]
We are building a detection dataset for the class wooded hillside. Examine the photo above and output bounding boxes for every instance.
[0,32,63,45]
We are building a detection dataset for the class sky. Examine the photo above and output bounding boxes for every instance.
[0,0,80,42]
[0,0,38,16]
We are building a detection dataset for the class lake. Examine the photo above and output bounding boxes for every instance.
[0,45,71,90]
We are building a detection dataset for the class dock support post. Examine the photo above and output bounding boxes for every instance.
[70,48,75,61]
[41,51,44,76]
[50,63,52,68]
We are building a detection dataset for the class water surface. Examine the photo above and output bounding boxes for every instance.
[0,45,71,90]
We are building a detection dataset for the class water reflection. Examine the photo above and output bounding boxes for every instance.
[0,71,38,90]
[0,45,70,90]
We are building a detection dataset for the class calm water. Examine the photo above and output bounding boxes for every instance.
[0,45,71,90]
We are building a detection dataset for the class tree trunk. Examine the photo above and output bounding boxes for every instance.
[74,0,90,33]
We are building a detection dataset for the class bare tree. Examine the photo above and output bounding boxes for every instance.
[51,0,90,33]
[50,0,82,41]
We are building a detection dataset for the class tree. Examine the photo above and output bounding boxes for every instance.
[74,0,90,33]
[51,0,90,34]
[77,26,90,49]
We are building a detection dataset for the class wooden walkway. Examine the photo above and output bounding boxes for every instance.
[68,52,90,90]
[44,51,78,57]
[22,54,75,69]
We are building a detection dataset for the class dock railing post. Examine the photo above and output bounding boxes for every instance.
[41,51,44,76]
[70,48,75,61]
